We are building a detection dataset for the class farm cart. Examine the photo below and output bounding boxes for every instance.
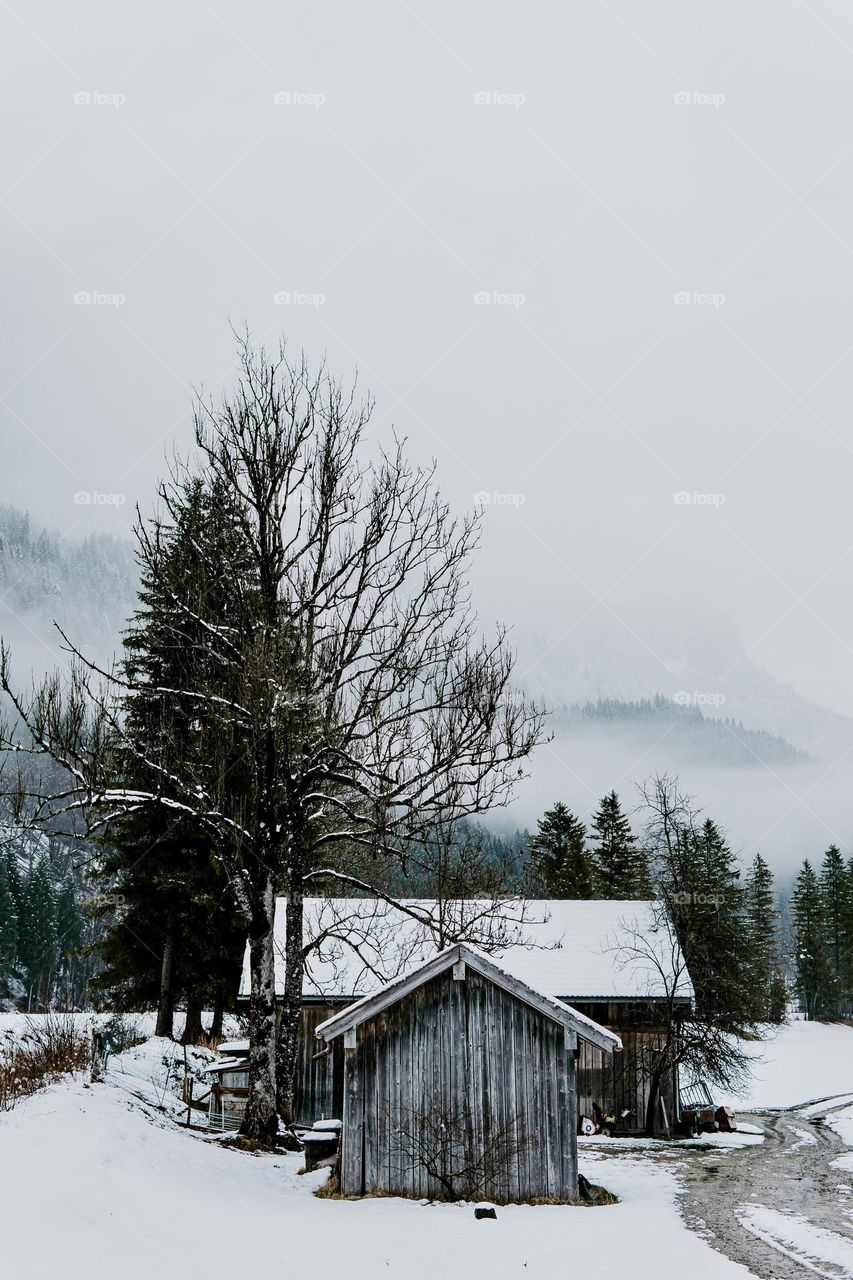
[677,1081,737,1136]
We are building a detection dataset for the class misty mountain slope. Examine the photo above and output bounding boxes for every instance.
[504,709,852,875]
[0,507,136,674]
[512,613,853,764]
[554,696,808,767]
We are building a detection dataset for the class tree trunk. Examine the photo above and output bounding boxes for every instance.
[276,876,304,1125]
[181,991,204,1045]
[644,1071,662,1137]
[210,986,225,1043]
[155,930,175,1039]
[239,879,278,1145]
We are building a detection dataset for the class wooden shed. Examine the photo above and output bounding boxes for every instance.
[242,897,693,1134]
[315,943,621,1203]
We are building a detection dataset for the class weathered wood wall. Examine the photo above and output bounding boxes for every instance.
[339,967,578,1202]
[292,1004,344,1124]
[290,998,678,1133]
[572,1002,677,1132]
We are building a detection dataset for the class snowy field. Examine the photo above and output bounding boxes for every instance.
[721,1018,853,1110]
[1,1073,756,1280]
[1,1018,852,1280]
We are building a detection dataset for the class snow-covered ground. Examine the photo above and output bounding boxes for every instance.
[1,1016,851,1280]
[737,1203,853,1275]
[0,1075,756,1280]
[707,1019,853,1276]
[0,1010,243,1043]
[722,1018,853,1111]
[0,1025,759,1280]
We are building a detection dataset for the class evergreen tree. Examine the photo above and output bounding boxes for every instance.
[685,819,752,1025]
[0,852,17,975]
[791,859,834,1019]
[5,846,22,925]
[743,853,785,1023]
[19,854,58,1008]
[589,791,652,898]
[55,871,85,1004]
[819,845,853,1016]
[93,476,248,1038]
[527,803,593,898]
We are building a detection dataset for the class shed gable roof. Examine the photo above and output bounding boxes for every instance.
[315,943,622,1054]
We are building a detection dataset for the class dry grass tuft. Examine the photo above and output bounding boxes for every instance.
[0,1014,90,1111]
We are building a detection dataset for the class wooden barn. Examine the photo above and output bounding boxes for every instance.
[240,897,694,1135]
[315,943,621,1202]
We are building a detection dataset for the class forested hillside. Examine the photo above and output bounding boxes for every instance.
[553,696,808,767]
[0,507,136,671]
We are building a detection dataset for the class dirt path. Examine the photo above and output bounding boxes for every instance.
[679,1098,853,1279]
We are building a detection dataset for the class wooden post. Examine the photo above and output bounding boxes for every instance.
[90,1028,103,1083]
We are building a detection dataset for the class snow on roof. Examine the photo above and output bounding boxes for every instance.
[203,1058,248,1074]
[239,897,694,1005]
[315,942,623,1053]
[216,1040,248,1055]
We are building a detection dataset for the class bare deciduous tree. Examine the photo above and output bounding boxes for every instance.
[391,1094,528,1201]
[0,337,546,1145]
[608,773,759,1135]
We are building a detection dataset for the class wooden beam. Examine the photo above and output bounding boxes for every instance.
[344,1026,356,1051]
[452,959,466,981]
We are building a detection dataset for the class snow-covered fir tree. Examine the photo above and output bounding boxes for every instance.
[589,790,652,898]
[743,853,786,1023]
[819,844,853,1016]
[0,851,17,975]
[791,859,834,1020]
[527,802,593,898]
[19,854,58,1009]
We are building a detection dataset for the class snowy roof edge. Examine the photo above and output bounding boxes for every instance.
[315,942,623,1053]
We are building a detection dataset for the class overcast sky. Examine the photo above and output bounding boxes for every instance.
[3,1,853,723]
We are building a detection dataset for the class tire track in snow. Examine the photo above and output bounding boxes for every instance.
[679,1098,853,1280]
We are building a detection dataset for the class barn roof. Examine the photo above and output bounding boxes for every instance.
[239,897,694,1005]
[315,942,623,1054]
